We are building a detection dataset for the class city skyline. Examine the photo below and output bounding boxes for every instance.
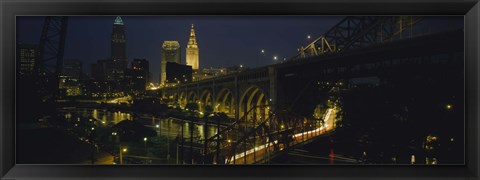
[16,16,462,83]
[15,16,465,165]
[17,16,347,83]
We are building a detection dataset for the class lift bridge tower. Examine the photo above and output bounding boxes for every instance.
[34,16,68,99]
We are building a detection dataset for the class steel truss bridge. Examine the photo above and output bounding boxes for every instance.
[161,16,463,164]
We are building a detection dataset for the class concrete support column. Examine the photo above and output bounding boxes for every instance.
[184,86,188,107]
[268,67,278,110]
[234,75,239,121]
[197,83,200,111]
[212,81,216,112]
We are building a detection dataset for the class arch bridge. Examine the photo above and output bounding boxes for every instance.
[160,16,463,164]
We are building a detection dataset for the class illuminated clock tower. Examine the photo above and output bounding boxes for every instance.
[186,24,199,70]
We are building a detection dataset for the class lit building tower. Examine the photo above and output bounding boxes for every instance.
[111,16,128,80]
[124,58,149,92]
[59,59,82,96]
[160,41,181,84]
[132,58,150,86]
[186,24,199,70]
[17,43,38,77]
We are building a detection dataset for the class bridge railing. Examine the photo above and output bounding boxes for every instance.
[202,103,334,164]
[293,16,424,60]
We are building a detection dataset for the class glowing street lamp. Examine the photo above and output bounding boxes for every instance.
[144,137,148,159]
[446,104,453,110]
[257,49,266,67]
[120,146,127,164]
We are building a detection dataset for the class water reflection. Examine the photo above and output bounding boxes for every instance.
[60,108,218,141]
[149,117,218,140]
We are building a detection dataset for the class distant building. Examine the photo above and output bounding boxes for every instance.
[132,58,149,72]
[161,41,181,84]
[203,67,228,76]
[125,58,150,92]
[61,59,82,79]
[59,59,82,96]
[91,59,114,81]
[166,62,192,84]
[124,69,147,92]
[111,16,128,81]
[193,67,228,81]
[81,79,124,98]
[17,43,38,76]
[186,24,199,70]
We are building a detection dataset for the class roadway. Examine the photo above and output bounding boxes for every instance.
[227,107,337,164]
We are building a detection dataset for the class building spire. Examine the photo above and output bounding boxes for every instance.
[114,16,124,25]
[187,24,197,48]
[190,24,195,36]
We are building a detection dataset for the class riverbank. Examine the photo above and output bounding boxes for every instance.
[17,126,113,164]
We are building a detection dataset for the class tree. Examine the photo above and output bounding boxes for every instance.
[185,103,199,112]
[211,112,231,124]
[204,105,213,117]
[114,120,156,142]
[185,103,199,117]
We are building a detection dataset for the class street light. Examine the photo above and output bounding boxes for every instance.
[120,146,127,164]
[257,49,266,67]
[446,104,453,110]
[144,137,148,161]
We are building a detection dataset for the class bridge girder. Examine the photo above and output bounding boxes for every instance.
[296,16,423,59]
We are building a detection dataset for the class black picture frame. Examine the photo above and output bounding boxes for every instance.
[1,0,479,179]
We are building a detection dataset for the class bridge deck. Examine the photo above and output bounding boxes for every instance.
[227,108,337,164]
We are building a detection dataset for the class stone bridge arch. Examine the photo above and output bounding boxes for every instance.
[199,88,214,112]
[187,91,198,104]
[215,87,236,117]
[239,85,270,122]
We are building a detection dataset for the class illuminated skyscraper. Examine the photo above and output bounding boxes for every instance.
[111,16,127,80]
[160,41,181,84]
[125,58,149,92]
[186,24,199,70]
[59,59,82,96]
[17,43,37,76]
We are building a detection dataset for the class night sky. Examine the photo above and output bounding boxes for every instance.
[16,16,463,83]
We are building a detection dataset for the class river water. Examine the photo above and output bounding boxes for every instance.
[58,108,219,140]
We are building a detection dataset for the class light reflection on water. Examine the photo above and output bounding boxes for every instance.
[144,116,218,140]
[60,108,218,140]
